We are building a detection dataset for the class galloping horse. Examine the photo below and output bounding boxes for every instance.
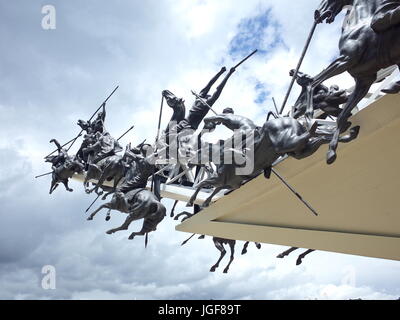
[307,0,400,164]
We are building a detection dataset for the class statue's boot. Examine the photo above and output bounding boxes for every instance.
[382,81,400,94]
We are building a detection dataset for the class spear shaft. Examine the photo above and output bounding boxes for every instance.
[35,172,52,179]
[117,125,135,141]
[271,168,318,216]
[279,20,318,114]
[233,49,258,69]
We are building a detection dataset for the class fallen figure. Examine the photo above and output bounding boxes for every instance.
[187,114,360,209]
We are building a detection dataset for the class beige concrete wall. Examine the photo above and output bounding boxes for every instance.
[176,94,400,261]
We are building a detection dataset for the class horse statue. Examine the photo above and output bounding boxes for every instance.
[87,189,166,245]
[45,139,85,194]
[84,144,134,198]
[187,115,359,208]
[306,0,400,164]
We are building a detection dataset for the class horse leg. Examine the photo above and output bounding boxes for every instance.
[327,76,375,164]
[382,65,400,94]
[187,181,210,207]
[210,240,226,272]
[87,203,110,221]
[277,247,299,259]
[49,177,58,194]
[170,200,179,217]
[129,206,166,240]
[255,242,261,249]
[175,211,196,222]
[101,173,123,200]
[338,126,360,143]
[106,215,133,235]
[296,249,315,266]
[202,186,225,208]
[223,241,236,274]
[241,242,250,255]
[93,168,112,196]
[62,180,73,192]
[105,209,111,221]
[128,230,146,240]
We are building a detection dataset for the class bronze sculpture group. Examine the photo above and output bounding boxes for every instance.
[40,0,400,272]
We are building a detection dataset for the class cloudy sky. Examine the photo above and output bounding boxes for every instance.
[0,0,399,300]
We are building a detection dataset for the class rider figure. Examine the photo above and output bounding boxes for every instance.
[117,144,156,194]
[203,107,257,133]
[176,67,236,132]
[83,131,123,165]
[90,103,107,134]
[46,139,70,170]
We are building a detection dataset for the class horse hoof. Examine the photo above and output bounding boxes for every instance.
[128,235,135,240]
[69,189,73,192]
[85,189,91,194]
[210,268,216,273]
[326,150,337,165]
[223,269,229,274]
[241,250,247,255]
[102,196,107,201]
[106,230,113,235]
[276,254,284,259]
[350,126,360,139]
[186,202,193,207]
[296,259,303,266]
[87,217,93,221]
[105,216,111,221]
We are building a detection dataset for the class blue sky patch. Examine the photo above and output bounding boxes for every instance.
[228,9,283,60]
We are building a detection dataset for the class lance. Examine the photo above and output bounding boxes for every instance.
[279,19,319,115]
[117,125,135,141]
[272,97,279,115]
[151,94,165,192]
[191,90,218,115]
[66,85,120,152]
[233,49,258,69]
[156,94,165,143]
[271,168,318,216]
[44,134,84,159]
[35,172,52,179]
[85,194,101,213]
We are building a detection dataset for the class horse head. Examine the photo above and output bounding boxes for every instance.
[162,90,186,122]
[77,119,91,132]
[316,0,349,24]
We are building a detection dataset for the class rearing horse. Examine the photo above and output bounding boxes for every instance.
[307,0,400,164]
